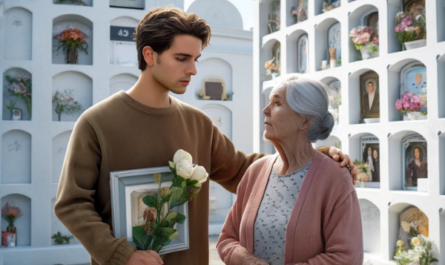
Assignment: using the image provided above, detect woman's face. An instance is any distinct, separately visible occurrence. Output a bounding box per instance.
[414,148,420,159]
[368,147,372,156]
[373,150,378,159]
[262,85,309,143]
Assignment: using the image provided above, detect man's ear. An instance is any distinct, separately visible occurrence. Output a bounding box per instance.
[142,46,155,67]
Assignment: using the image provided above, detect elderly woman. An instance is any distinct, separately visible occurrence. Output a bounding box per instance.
[217,77,363,265]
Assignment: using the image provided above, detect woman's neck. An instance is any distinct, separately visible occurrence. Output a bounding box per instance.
[273,136,315,175]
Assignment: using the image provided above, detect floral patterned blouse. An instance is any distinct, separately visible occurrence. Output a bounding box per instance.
[253,162,311,265]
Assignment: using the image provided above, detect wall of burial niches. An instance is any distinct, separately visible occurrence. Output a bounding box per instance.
[254,0,445,263]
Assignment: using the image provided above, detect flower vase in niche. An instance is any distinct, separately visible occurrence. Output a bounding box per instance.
[396,63,427,120]
[329,48,336,69]
[1,203,22,247]
[4,74,32,120]
[395,1,426,50]
[54,28,89,64]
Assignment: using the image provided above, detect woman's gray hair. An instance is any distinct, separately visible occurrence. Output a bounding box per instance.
[279,76,334,143]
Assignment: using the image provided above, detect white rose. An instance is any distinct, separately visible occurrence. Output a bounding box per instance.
[176,159,194,179]
[173,149,193,165]
[190,166,209,186]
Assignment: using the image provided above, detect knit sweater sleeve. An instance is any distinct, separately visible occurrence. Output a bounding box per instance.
[54,115,135,265]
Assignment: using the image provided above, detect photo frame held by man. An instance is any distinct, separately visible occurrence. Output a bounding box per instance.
[402,134,427,190]
[360,71,380,121]
[202,77,227,100]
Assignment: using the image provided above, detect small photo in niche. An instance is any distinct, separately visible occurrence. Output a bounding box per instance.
[402,134,427,190]
[360,71,380,123]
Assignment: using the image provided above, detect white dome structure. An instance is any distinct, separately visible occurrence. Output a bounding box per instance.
[187,0,243,30]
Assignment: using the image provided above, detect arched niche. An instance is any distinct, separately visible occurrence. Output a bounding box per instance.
[2,68,32,121]
[261,40,280,81]
[315,18,341,72]
[439,54,445,118]
[52,131,72,183]
[1,130,31,184]
[1,194,31,246]
[4,7,32,60]
[110,74,137,95]
[348,5,379,62]
[52,15,93,65]
[187,0,243,30]
[51,197,78,245]
[52,71,92,122]
[201,104,232,140]
[287,29,309,74]
[53,0,93,6]
[359,199,381,255]
[195,58,233,100]
[437,0,445,42]
[110,17,138,66]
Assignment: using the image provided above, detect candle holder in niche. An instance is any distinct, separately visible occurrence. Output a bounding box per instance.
[402,134,427,191]
[360,71,380,123]
[297,35,309,73]
[395,62,427,121]
[394,0,426,51]
[268,0,281,34]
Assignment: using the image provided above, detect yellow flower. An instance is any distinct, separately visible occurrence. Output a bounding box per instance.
[153,173,162,184]
[411,237,420,245]
[396,240,404,247]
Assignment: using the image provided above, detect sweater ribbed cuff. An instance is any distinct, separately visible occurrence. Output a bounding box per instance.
[109,241,135,265]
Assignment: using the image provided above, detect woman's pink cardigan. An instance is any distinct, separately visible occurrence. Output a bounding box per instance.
[217,151,363,265]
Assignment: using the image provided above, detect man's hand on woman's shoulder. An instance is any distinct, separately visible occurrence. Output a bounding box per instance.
[328,146,358,185]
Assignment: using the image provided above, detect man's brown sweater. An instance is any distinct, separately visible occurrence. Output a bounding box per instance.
[54,91,329,265]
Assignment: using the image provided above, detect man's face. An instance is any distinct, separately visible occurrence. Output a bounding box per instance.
[151,34,202,94]
[367,83,374,94]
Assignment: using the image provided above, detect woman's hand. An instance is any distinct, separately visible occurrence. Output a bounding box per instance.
[328,147,358,185]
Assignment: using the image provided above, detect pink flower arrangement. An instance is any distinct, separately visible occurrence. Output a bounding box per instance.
[349,26,379,57]
[394,7,426,45]
[395,92,427,114]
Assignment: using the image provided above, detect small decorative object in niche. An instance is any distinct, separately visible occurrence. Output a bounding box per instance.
[297,0,308,23]
[1,203,22,247]
[360,71,380,123]
[54,28,89,64]
[265,42,281,78]
[402,134,427,190]
[4,74,32,120]
[359,136,380,188]
[55,0,87,5]
[327,81,341,124]
[268,0,280,34]
[396,63,427,121]
[322,0,341,13]
[354,160,371,188]
[197,78,227,100]
[111,149,208,254]
[53,89,83,121]
[350,26,379,60]
[297,35,308,74]
[328,22,341,68]
[52,232,73,245]
[395,1,426,50]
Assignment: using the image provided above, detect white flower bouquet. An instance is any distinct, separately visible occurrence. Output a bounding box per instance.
[131,149,208,253]
[394,235,438,265]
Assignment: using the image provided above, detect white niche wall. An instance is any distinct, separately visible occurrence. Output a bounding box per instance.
[286,29,309,74]
[52,71,92,122]
[1,194,31,246]
[52,131,72,183]
[313,134,341,149]
[437,0,445,43]
[110,74,138,96]
[438,54,445,119]
[4,7,32,61]
[194,58,233,100]
[51,198,79,245]
[1,130,31,184]
[2,68,32,121]
[110,16,138,66]
[315,18,341,72]
[201,104,232,140]
[359,199,381,256]
[52,15,93,65]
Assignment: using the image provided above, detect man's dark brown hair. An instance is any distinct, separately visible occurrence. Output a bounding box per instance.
[134,6,211,71]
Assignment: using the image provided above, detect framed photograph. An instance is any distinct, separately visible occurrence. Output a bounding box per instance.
[202,77,227,100]
[110,0,144,9]
[327,22,341,64]
[397,206,428,249]
[360,136,380,188]
[360,71,380,121]
[402,134,427,190]
[297,34,308,73]
[110,166,189,255]
[402,0,425,13]
[400,62,427,96]
[327,80,341,124]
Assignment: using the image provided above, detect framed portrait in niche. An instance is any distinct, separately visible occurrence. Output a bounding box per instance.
[327,81,341,124]
[361,11,379,34]
[202,77,227,100]
[397,206,428,249]
[110,167,189,255]
[360,71,380,121]
[402,0,425,13]
[327,22,341,65]
[400,63,427,96]
[402,134,427,190]
[360,136,380,188]
[297,35,308,73]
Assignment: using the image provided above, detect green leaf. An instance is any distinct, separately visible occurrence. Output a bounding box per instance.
[143,195,158,208]
[175,213,186,224]
[187,180,198,186]
[158,236,172,246]
[181,181,186,188]
[169,187,184,209]
[132,226,147,246]
[169,161,176,172]
[160,227,178,240]
[142,234,153,250]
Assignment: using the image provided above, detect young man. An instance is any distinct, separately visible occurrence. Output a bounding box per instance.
[54,7,356,265]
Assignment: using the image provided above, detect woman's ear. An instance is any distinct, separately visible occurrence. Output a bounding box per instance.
[299,116,314,131]
[143,46,155,67]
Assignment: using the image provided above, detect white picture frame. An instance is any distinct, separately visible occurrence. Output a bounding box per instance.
[359,136,380,188]
[110,166,189,255]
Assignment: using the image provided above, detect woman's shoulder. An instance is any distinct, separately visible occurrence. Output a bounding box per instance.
[314,152,355,191]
